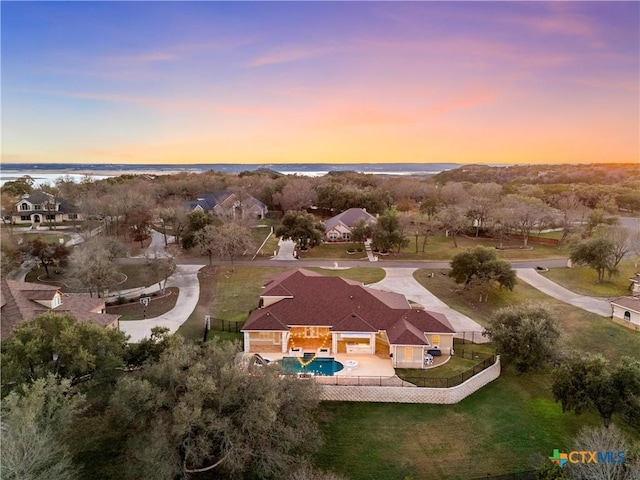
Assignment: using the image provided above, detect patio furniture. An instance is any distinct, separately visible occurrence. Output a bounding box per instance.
[427,349,442,356]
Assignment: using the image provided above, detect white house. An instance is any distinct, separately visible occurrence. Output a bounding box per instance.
[610,296,640,327]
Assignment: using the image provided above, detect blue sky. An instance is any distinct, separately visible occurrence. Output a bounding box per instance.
[2,1,638,165]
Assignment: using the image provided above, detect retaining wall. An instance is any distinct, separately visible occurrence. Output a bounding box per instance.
[319,357,501,404]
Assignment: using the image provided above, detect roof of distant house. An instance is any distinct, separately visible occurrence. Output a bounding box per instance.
[324,208,377,231]
[243,269,455,345]
[185,190,267,211]
[0,280,120,338]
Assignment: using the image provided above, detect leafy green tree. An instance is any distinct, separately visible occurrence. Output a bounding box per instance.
[106,340,322,479]
[350,218,373,243]
[21,237,70,278]
[276,210,324,248]
[449,246,516,301]
[1,312,128,386]
[483,303,559,373]
[570,237,616,283]
[1,375,84,480]
[552,354,640,429]
[182,210,217,250]
[1,175,35,197]
[535,461,568,480]
[371,209,409,253]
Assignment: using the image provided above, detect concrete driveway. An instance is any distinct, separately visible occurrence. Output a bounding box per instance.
[272,238,297,261]
[119,264,205,342]
[515,269,612,317]
[368,268,489,343]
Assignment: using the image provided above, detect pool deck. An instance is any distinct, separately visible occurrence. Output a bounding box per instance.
[257,352,396,377]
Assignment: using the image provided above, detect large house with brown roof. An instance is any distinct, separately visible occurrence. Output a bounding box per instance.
[241,269,455,369]
[1,280,120,339]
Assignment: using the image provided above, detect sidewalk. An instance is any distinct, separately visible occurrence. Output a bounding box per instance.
[119,264,205,342]
[515,269,612,317]
[369,268,489,343]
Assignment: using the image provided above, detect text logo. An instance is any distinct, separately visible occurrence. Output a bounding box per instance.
[550,449,626,467]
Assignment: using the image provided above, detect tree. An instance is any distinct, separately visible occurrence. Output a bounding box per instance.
[272,178,317,212]
[570,237,616,283]
[21,237,70,278]
[449,247,516,301]
[106,340,322,479]
[587,208,619,234]
[123,208,153,247]
[467,183,502,237]
[350,219,373,243]
[1,312,129,386]
[504,194,551,247]
[144,251,176,293]
[483,304,559,373]
[1,375,84,480]
[564,425,639,480]
[67,244,120,297]
[0,230,22,278]
[1,175,35,197]
[276,210,324,248]
[437,205,468,248]
[371,209,409,253]
[552,354,640,429]
[182,209,217,250]
[197,224,218,265]
[209,222,254,270]
[592,224,629,274]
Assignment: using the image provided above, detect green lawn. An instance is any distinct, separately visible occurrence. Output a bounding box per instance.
[251,220,280,259]
[298,242,370,260]
[177,265,290,341]
[312,266,640,479]
[19,233,72,244]
[306,267,386,285]
[106,287,179,320]
[542,260,637,297]
[315,372,600,480]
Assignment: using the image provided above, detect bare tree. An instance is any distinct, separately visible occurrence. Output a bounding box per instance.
[272,178,318,212]
[68,243,120,297]
[504,194,550,247]
[437,205,468,248]
[592,224,629,274]
[468,183,502,237]
[144,251,176,294]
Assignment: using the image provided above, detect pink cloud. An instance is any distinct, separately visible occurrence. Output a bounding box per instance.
[247,45,339,67]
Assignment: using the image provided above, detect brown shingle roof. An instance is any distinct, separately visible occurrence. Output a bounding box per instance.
[242,269,455,346]
[611,296,640,313]
[1,280,120,338]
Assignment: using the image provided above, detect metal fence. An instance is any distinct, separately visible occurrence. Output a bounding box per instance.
[313,355,497,388]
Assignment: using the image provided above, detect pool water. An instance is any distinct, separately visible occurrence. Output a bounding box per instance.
[280,354,344,376]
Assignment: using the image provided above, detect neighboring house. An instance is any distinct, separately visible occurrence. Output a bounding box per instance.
[324,208,377,242]
[241,269,455,369]
[184,191,268,219]
[630,273,640,295]
[0,280,121,339]
[610,296,640,327]
[8,191,82,225]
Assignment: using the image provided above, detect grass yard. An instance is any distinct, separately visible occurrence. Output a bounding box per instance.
[542,260,638,298]
[251,220,280,259]
[18,232,72,244]
[177,265,290,341]
[413,268,640,362]
[306,266,386,285]
[106,287,179,320]
[297,242,370,261]
[315,372,600,480]
[316,269,640,480]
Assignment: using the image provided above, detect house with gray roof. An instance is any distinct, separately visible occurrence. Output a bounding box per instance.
[242,269,455,369]
[9,191,82,225]
[184,190,267,219]
[324,208,376,242]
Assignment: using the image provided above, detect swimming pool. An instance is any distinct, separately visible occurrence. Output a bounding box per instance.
[280,354,344,376]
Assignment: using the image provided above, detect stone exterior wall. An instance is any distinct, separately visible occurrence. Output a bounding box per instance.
[319,357,501,404]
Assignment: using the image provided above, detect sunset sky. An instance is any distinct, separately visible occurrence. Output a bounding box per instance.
[2,1,638,165]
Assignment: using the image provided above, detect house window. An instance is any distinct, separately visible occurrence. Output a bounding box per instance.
[68,214,78,220]
[20,215,30,221]
[342,232,351,240]
[46,214,56,220]
[52,295,61,308]
[432,335,440,348]
[258,332,272,340]
[20,203,29,211]
[624,311,631,322]
[34,204,41,210]
[405,347,414,362]
[328,232,338,240]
